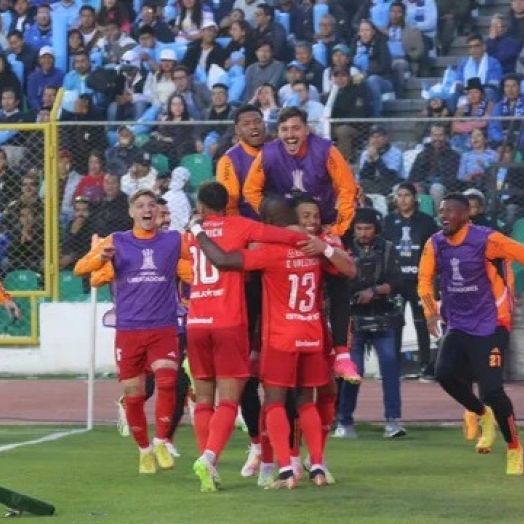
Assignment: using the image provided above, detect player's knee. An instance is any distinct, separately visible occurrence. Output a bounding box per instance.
[123,383,143,397]
[155,368,177,391]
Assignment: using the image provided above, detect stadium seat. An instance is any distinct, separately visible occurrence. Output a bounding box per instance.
[96,285,113,303]
[366,193,388,217]
[418,194,435,217]
[152,153,170,175]
[134,133,150,148]
[181,153,214,194]
[4,270,41,291]
[511,219,524,290]
[59,271,87,302]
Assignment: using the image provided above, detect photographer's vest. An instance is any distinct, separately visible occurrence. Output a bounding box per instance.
[348,239,392,296]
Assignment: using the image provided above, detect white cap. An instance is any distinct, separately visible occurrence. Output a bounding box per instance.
[39,45,54,57]
[121,49,140,68]
[171,166,191,184]
[159,48,177,61]
[201,20,218,30]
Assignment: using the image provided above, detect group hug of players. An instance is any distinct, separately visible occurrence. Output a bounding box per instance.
[71,104,524,492]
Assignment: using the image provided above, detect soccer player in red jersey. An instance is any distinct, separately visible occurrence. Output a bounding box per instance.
[190,195,355,489]
[75,190,190,474]
[186,182,311,492]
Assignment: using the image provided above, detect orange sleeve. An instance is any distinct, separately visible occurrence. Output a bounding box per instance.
[417,238,439,319]
[216,154,241,216]
[176,259,192,284]
[74,236,114,276]
[0,280,12,305]
[242,151,265,213]
[325,145,358,236]
[90,263,115,288]
[486,232,524,267]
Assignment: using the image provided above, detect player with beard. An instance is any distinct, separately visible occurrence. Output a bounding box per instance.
[418,193,524,475]
[216,104,268,478]
[75,190,190,474]
[243,106,360,385]
[189,195,355,489]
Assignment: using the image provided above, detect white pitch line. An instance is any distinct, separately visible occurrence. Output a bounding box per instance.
[0,428,89,453]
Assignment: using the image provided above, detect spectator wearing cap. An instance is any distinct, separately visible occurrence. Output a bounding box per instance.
[244,41,284,101]
[275,0,310,41]
[313,13,345,56]
[26,46,65,110]
[278,60,320,105]
[24,4,52,51]
[51,0,81,29]
[142,92,201,168]
[452,34,503,112]
[383,2,425,96]
[105,126,140,178]
[171,64,211,120]
[173,0,215,44]
[253,3,288,62]
[486,14,520,75]
[7,30,38,90]
[348,20,394,117]
[359,125,404,195]
[488,74,524,152]
[88,173,133,237]
[97,18,136,66]
[162,166,192,232]
[107,49,149,122]
[74,150,107,205]
[451,77,494,153]
[134,25,164,74]
[63,50,93,96]
[329,65,372,162]
[182,20,228,74]
[293,41,324,93]
[77,6,103,52]
[133,2,173,43]
[143,48,178,110]
[52,150,83,226]
[120,151,158,196]
[322,43,352,95]
[224,19,258,69]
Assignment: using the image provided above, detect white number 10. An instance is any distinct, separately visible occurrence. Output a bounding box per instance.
[288,272,316,313]
[189,246,220,285]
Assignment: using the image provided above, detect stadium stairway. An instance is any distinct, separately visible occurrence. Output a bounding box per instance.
[383,0,511,145]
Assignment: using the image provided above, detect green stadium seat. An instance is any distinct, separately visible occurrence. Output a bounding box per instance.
[59,271,87,302]
[418,194,435,217]
[515,270,524,295]
[152,153,170,175]
[96,285,113,303]
[181,153,214,194]
[4,270,41,291]
[511,218,524,288]
[134,133,150,148]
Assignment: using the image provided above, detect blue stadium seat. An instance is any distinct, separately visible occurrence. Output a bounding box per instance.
[216,37,232,49]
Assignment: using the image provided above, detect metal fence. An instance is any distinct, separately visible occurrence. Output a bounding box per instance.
[0,110,523,343]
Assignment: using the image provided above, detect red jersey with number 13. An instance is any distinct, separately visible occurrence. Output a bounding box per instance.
[242,244,323,353]
[187,215,306,329]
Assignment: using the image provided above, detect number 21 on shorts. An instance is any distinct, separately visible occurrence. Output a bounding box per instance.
[489,348,502,368]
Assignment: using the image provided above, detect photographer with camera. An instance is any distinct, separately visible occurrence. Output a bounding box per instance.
[334,207,406,439]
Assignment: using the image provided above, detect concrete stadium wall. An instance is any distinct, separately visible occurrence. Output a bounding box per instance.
[0,303,419,375]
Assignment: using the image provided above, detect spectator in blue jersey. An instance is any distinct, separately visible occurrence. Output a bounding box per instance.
[63,51,93,96]
[24,4,52,51]
[26,46,65,110]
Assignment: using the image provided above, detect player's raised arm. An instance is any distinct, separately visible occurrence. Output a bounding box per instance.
[486,231,524,266]
[299,235,357,278]
[74,235,115,276]
[325,145,358,236]
[242,150,266,213]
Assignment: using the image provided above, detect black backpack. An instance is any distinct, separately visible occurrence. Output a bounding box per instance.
[86,68,120,99]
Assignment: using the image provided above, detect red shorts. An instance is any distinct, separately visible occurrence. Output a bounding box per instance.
[114,326,179,381]
[260,348,329,388]
[186,325,249,380]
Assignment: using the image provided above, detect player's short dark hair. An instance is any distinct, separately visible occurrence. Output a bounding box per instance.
[277,106,308,126]
[442,192,470,208]
[260,195,295,226]
[233,104,263,124]
[156,196,167,205]
[129,189,157,205]
[7,29,24,40]
[197,181,228,212]
[138,25,155,37]
[466,34,484,45]
[290,192,318,209]
[79,5,95,14]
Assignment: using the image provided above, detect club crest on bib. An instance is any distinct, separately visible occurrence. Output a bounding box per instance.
[140,249,157,271]
[450,257,464,283]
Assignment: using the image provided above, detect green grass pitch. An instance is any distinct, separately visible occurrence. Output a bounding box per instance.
[0,425,523,523]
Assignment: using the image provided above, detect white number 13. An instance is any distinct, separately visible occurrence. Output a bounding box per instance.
[288,272,316,313]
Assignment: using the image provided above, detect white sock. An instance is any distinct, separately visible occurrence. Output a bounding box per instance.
[153,437,166,446]
[202,450,216,464]
[311,463,324,472]
[251,443,262,454]
[139,445,152,454]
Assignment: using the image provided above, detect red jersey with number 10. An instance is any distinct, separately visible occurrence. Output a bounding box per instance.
[187,215,306,329]
[242,244,324,353]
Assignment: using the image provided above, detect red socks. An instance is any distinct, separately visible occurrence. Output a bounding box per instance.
[298,402,323,466]
[316,393,336,453]
[259,409,274,463]
[125,394,149,448]
[194,403,214,453]
[265,403,291,468]
[507,415,521,450]
[205,400,238,457]
[154,368,177,440]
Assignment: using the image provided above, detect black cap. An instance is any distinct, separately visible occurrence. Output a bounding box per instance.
[369,125,388,136]
[465,77,484,92]
[133,151,151,165]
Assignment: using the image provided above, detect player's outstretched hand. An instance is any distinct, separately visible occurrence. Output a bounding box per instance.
[426,314,443,338]
[100,245,116,262]
[4,300,20,320]
[298,236,326,256]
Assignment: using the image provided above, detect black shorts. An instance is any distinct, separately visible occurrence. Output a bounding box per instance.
[435,328,507,394]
